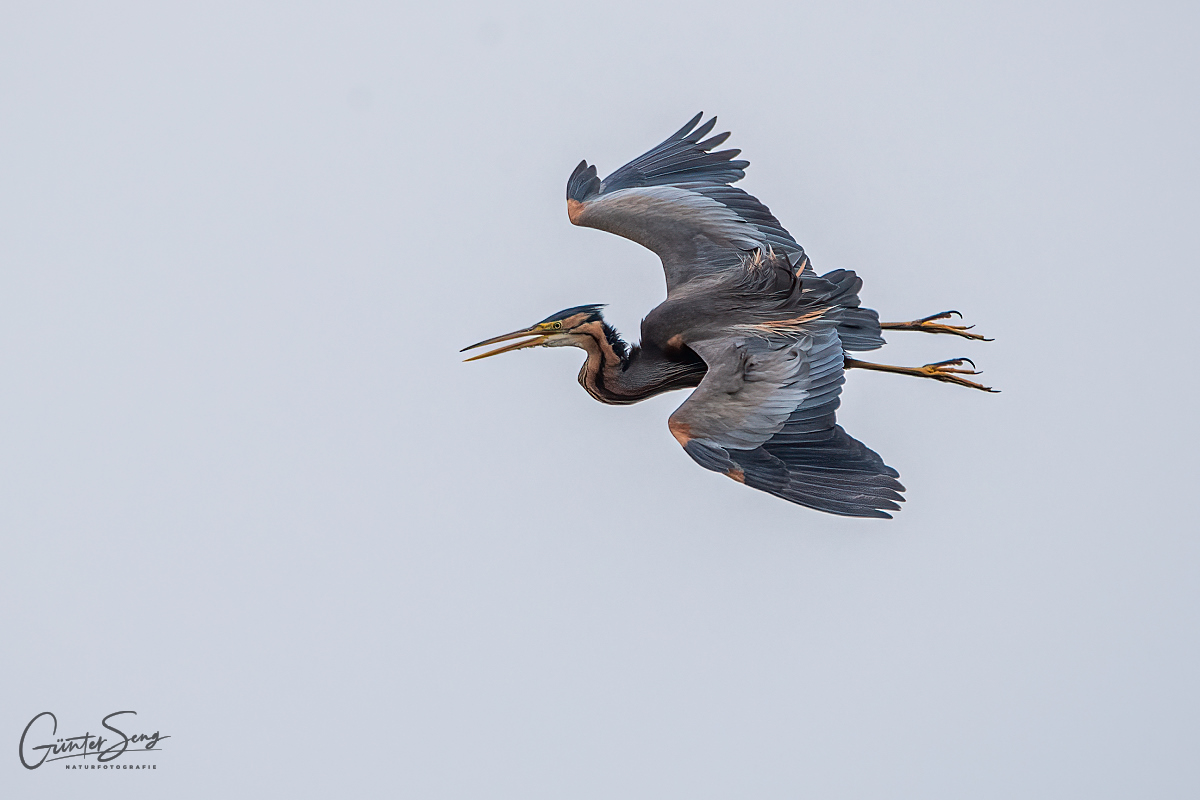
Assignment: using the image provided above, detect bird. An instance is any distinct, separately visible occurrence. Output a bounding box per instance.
[462,113,994,518]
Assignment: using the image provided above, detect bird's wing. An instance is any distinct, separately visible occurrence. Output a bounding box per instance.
[668,327,905,518]
[566,113,806,295]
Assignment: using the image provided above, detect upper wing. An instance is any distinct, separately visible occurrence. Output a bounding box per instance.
[566,113,806,295]
[668,327,904,518]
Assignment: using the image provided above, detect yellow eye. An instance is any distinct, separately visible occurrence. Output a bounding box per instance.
[552,321,562,329]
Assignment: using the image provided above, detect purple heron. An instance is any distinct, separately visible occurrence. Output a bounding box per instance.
[463,114,993,518]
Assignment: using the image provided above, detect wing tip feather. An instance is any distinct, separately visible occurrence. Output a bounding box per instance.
[566,160,600,203]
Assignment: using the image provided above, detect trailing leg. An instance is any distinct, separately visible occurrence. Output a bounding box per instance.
[844,357,997,392]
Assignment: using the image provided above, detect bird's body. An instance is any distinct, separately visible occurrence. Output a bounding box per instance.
[566,253,871,402]
[464,114,993,518]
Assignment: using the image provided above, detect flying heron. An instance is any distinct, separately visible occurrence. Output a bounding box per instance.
[463,114,994,518]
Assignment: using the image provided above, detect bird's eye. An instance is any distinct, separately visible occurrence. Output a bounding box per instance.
[552,322,562,329]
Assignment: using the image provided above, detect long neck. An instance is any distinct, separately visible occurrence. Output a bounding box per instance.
[574,321,705,405]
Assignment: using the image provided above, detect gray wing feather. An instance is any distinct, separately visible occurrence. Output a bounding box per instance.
[670,327,904,518]
[567,114,805,293]
[676,333,835,450]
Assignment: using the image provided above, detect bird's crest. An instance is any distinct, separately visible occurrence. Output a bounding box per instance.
[538,304,606,325]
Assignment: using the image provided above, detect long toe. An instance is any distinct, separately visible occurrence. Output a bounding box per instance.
[950,375,998,392]
[923,322,992,341]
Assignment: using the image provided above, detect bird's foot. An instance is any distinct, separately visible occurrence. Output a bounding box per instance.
[844,356,999,393]
[916,358,998,392]
[881,310,993,341]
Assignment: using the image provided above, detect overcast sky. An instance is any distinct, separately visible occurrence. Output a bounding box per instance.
[2,1,1198,797]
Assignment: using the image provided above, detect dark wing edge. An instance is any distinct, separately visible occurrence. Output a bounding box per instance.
[670,328,903,518]
[567,113,748,200]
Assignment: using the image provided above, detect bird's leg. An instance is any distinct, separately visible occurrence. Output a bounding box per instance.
[844,357,998,392]
[880,310,992,341]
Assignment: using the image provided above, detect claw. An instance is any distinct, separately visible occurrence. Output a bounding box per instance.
[927,356,976,370]
[917,310,962,323]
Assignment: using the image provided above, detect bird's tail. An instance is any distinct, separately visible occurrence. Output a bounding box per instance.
[798,268,885,352]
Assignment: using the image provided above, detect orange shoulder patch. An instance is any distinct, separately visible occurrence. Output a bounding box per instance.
[668,418,692,446]
[726,467,746,484]
[566,198,585,224]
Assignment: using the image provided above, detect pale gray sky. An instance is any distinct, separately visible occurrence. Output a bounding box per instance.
[3,1,1198,797]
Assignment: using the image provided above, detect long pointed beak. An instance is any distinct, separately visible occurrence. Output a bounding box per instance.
[460,327,550,362]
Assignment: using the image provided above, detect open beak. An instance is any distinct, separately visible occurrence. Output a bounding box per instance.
[460,326,550,362]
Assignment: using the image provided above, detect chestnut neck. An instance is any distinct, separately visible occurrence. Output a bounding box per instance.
[572,321,704,405]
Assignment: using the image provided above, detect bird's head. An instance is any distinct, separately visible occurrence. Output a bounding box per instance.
[461,304,615,362]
